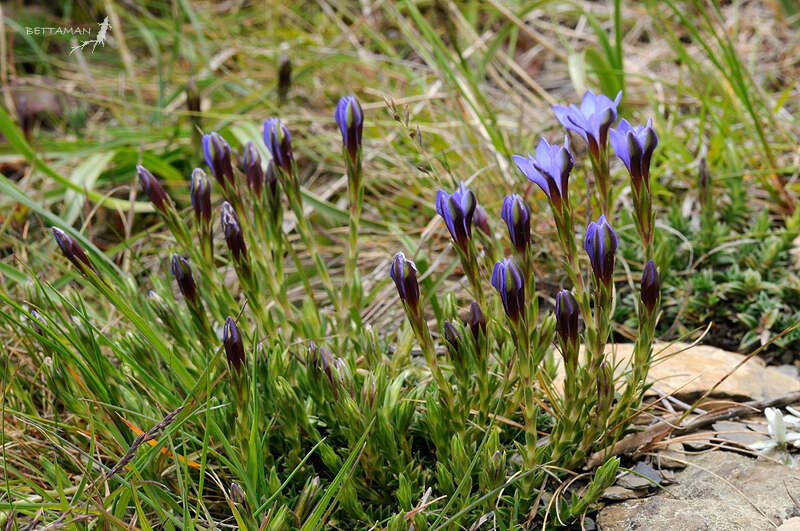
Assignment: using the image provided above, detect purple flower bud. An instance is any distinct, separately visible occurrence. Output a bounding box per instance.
[435,182,477,252]
[190,168,212,224]
[609,118,658,193]
[390,252,420,310]
[263,118,294,173]
[467,301,487,342]
[307,341,335,388]
[278,54,292,104]
[501,194,531,253]
[52,227,93,273]
[220,202,247,263]
[230,482,245,504]
[640,260,660,313]
[553,90,622,156]
[170,254,198,304]
[513,136,574,211]
[443,320,460,349]
[30,309,44,336]
[332,356,354,398]
[223,316,245,373]
[491,258,525,322]
[473,205,491,237]
[555,289,579,350]
[584,215,618,287]
[137,165,170,213]
[241,142,264,197]
[335,96,364,163]
[202,132,234,187]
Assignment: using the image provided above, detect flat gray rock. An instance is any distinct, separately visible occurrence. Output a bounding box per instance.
[598,451,800,530]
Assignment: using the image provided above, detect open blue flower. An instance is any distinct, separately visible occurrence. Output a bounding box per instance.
[513,136,574,210]
[553,90,622,155]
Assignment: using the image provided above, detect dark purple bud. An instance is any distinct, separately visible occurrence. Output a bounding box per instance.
[307,342,335,389]
[501,194,530,253]
[435,182,476,252]
[513,136,574,211]
[202,131,234,187]
[334,95,364,163]
[223,316,245,373]
[609,118,659,192]
[262,118,294,173]
[241,142,264,197]
[443,320,460,349]
[584,215,618,288]
[490,258,525,322]
[553,90,622,156]
[640,260,660,313]
[467,301,486,342]
[186,77,200,114]
[230,482,245,504]
[190,168,212,224]
[30,309,44,336]
[473,205,491,237]
[220,202,247,263]
[137,165,170,213]
[52,227,93,273]
[277,54,292,104]
[390,252,420,310]
[555,289,579,350]
[170,254,197,304]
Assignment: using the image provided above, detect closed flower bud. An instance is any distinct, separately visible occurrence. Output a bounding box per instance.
[390,252,420,311]
[170,254,198,304]
[223,316,245,373]
[190,168,212,224]
[473,205,491,237]
[443,320,459,348]
[52,227,93,273]
[584,215,618,288]
[264,160,282,226]
[263,118,294,173]
[137,164,170,213]
[334,95,364,163]
[640,260,660,313]
[202,131,234,187]
[467,301,487,342]
[501,194,531,253]
[491,258,525,322]
[30,308,44,336]
[435,182,477,252]
[186,77,201,114]
[220,202,247,262]
[230,482,245,504]
[555,289,579,351]
[241,142,264,197]
[277,54,292,104]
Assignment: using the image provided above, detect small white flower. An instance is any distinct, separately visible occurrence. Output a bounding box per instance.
[750,407,800,452]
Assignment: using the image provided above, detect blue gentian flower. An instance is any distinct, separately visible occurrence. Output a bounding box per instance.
[435,182,477,252]
[241,142,264,197]
[137,165,170,213]
[190,168,211,224]
[334,96,364,163]
[52,227,93,273]
[170,254,198,304]
[202,131,234,186]
[553,90,622,155]
[555,289,579,349]
[501,194,531,253]
[640,259,660,313]
[584,215,618,287]
[220,202,247,263]
[263,118,294,173]
[390,252,420,310]
[223,316,245,373]
[513,136,574,210]
[609,118,658,192]
[491,258,525,322]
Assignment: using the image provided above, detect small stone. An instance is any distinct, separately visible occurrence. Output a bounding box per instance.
[617,461,662,490]
[655,442,687,469]
[602,485,644,501]
[775,365,800,380]
[713,420,769,446]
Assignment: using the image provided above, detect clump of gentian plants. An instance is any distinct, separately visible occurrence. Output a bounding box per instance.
[20,88,660,528]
